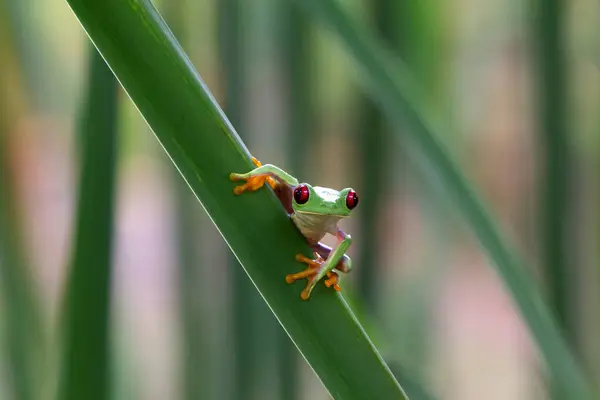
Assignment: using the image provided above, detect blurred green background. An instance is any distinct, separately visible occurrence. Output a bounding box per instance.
[0,0,599,399]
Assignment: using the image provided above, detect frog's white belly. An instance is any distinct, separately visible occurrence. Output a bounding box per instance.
[291,212,341,242]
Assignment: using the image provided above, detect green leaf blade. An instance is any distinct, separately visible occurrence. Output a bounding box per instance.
[64,0,407,398]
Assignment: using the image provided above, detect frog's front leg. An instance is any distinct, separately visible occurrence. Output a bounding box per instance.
[287,229,352,300]
[311,242,352,273]
[310,242,353,291]
[230,158,298,194]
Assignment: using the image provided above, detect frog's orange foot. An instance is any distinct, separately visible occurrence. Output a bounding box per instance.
[230,157,276,194]
[286,254,321,283]
[286,253,339,300]
[230,175,268,194]
[250,158,276,189]
[324,271,341,292]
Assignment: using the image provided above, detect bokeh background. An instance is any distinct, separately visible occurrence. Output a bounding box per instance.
[1,0,599,399]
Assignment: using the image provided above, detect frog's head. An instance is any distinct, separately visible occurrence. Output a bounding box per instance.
[291,183,359,217]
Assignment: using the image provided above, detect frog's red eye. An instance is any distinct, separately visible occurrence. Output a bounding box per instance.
[294,185,310,204]
[346,190,359,210]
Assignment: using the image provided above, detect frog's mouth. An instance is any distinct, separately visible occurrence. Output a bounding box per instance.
[294,210,349,218]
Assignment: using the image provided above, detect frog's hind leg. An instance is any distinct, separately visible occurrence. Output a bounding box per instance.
[285,254,327,299]
[285,255,320,282]
[310,243,350,291]
[287,253,340,299]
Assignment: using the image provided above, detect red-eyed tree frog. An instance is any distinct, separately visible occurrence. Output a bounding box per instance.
[230,157,359,300]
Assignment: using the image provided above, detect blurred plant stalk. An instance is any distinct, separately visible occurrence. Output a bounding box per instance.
[536,0,583,396]
[356,0,397,315]
[536,0,574,347]
[0,3,45,399]
[58,47,119,400]
[160,0,212,398]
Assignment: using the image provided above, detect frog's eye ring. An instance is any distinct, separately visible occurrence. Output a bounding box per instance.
[294,184,310,204]
[346,190,359,210]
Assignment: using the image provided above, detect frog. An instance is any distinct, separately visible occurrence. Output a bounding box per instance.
[230,157,359,300]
